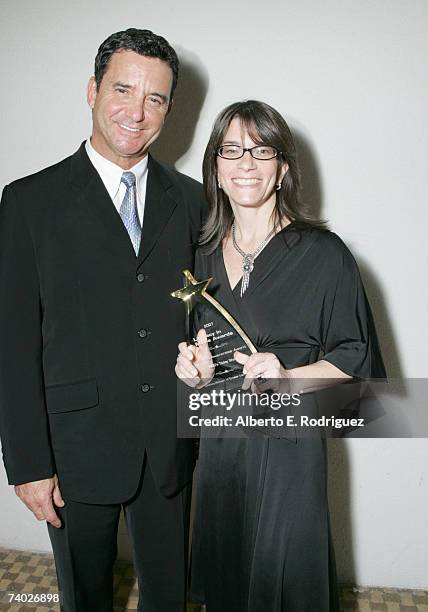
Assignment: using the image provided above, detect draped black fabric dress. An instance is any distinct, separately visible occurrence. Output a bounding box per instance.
[190,223,386,612]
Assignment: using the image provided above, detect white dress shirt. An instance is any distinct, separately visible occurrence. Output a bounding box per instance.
[85,139,149,226]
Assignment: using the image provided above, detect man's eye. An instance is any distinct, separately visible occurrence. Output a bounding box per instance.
[116,88,128,94]
[146,97,163,106]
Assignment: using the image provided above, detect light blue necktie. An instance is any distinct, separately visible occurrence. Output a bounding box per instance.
[120,172,141,255]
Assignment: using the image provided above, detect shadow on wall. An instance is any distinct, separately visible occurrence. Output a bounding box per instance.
[151,50,209,167]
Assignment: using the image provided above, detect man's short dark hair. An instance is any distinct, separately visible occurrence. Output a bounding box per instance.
[94,28,179,99]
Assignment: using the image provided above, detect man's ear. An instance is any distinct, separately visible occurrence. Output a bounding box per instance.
[87,76,97,109]
[166,98,174,116]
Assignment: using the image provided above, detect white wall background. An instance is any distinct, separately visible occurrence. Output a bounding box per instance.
[0,0,427,589]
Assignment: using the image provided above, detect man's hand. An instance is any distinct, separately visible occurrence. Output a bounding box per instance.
[15,474,65,528]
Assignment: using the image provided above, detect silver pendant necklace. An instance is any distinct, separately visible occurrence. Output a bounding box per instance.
[232,222,275,297]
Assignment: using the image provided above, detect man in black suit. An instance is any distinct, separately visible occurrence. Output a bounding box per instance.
[0,28,205,611]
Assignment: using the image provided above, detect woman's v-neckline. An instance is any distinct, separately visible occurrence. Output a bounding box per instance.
[220,222,295,295]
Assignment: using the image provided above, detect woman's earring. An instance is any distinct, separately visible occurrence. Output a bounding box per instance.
[218,179,222,189]
[276,182,282,191]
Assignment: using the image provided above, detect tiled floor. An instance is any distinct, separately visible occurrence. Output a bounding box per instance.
[0,548,426,611]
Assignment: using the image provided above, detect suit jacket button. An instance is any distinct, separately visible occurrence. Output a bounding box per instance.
[137,273,146,283]
[141,384,150,393]
[138,329,148,338]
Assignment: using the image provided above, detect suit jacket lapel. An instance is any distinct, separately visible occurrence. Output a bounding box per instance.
[137,155,177,266]
[69,144,178,265]
[69,142,137,262]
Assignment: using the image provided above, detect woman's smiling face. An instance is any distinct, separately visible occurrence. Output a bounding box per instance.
[216,117,287,211]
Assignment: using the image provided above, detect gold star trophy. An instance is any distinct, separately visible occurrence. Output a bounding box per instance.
[171,270,257,384]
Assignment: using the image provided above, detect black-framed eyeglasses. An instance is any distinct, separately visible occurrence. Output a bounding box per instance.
[217,144,281,160]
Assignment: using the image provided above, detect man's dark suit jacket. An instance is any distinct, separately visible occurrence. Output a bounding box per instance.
[0,143,205,504]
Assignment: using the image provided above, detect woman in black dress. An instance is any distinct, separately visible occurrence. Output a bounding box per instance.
[176,100,385,612]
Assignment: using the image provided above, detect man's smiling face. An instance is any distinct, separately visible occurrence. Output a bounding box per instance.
[87,49,173,169]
